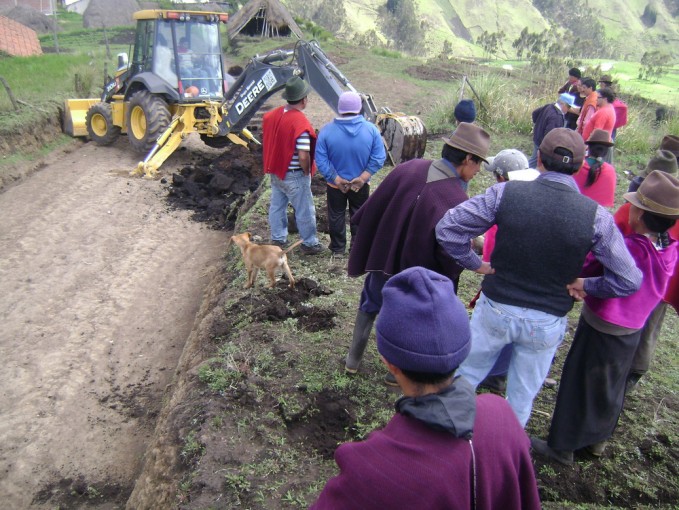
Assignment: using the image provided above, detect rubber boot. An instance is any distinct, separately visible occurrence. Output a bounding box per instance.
[625,372,643,395]
[345,310,377,374]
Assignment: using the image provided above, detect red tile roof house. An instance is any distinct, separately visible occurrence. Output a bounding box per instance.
[0,15,42,56]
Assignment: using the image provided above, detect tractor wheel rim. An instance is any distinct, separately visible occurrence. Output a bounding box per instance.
[130,106,147,140]
[91,113,107,137]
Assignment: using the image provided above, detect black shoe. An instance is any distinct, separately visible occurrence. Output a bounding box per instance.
[478,374,507,395]
[270,240,286,248]
[300,244,324,255]
[530,437,574,466]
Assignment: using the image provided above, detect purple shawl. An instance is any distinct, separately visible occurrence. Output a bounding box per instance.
[347,158,468,283]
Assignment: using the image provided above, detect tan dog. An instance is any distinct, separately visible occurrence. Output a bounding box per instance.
[229,233,303,289]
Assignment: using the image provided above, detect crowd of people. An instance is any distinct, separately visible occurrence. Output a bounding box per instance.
[260,76,679,508]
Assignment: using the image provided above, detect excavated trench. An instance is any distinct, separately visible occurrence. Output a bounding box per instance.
[123,144,345,509]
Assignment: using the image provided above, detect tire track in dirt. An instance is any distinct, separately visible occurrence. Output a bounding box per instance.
[0,137,228,508]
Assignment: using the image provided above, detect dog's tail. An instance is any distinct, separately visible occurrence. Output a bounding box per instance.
[283,240,304,254]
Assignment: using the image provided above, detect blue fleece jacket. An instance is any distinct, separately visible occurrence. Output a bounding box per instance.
[315,115,386,184]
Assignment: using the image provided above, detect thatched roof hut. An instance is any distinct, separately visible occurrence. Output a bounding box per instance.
[227,0,303,39]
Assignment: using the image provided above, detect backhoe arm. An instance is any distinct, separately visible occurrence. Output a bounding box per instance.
[217,40,378,138]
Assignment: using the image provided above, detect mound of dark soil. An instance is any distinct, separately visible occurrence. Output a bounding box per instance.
[166,145,263,230]
[228,277,334,331]
[166,143,330,234]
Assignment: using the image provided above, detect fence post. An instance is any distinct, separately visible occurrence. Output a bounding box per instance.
[0,76,20,111]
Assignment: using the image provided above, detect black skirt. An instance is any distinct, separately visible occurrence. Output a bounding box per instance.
[548,315,641,451]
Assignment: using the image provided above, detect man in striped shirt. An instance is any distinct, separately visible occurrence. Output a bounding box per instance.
[262,76,323,254]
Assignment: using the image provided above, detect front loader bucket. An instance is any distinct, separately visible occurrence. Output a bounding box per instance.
[377,114,427,166]
[62,98,99,137]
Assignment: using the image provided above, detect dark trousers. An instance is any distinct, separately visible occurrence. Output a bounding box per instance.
[548,316,641,451]
[326,184,369,254]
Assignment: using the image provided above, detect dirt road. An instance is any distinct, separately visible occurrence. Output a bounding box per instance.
[0,137,227,508]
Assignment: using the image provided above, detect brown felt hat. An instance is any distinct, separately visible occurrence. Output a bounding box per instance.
[281,76,310,101]
[539,128,585,167]
[599,74,613,84]
[585,129,614,147]
[660,135,679,159]
[641,150,678,177]
[624,170,679,219]
[442,122,491,163]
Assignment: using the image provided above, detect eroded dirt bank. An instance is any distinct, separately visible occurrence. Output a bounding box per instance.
[0,137,228,508]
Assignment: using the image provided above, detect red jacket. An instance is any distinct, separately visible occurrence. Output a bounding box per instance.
[614,202,679,312]
[262,106,316,179]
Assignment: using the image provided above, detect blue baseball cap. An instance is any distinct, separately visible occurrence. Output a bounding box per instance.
[558,93,576,107]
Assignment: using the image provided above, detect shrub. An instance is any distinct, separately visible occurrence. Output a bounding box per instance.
[370,47,401,59]
[471,73,535,135]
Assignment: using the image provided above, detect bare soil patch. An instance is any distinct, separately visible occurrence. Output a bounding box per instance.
[0,133,228,509]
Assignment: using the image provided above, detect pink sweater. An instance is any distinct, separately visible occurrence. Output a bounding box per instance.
[573,161,616,207]
[584,234,678,329]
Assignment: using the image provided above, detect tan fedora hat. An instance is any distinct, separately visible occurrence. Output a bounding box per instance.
[442,122,491,163]
[641,150,678,177]
[660,135,679,159]
[623,170,679,219]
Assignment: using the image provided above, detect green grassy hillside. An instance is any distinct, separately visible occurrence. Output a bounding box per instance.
[290,0,679,59]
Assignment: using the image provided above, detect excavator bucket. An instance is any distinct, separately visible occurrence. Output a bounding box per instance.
[376,113,427,166]
[62,98,99,137]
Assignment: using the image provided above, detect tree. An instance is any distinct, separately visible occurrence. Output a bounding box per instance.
[380,0,426,55]
[477,30,506,61]
[638,50,672,82]
[530,0,608,57]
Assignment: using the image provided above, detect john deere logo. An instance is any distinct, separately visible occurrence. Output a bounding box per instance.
[235,70,277,116]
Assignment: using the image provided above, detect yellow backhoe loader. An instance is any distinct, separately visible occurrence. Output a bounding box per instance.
[63,9,427,178]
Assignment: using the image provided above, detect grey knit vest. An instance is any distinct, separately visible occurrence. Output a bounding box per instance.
[482,178,597,316]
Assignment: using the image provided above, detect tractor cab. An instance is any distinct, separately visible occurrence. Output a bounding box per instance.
[117,10,229,102]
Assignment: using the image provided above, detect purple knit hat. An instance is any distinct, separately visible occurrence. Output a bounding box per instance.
[376,267,471,373]
[337,91,362,115]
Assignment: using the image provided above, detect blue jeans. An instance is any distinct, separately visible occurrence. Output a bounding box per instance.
[269,171,319,247]
[528,143,539,169]
[457,293,567,427]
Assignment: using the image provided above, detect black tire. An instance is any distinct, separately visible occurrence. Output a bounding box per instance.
[86,102,121,146]
[126,90,171,154]
[200,133,231,148]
